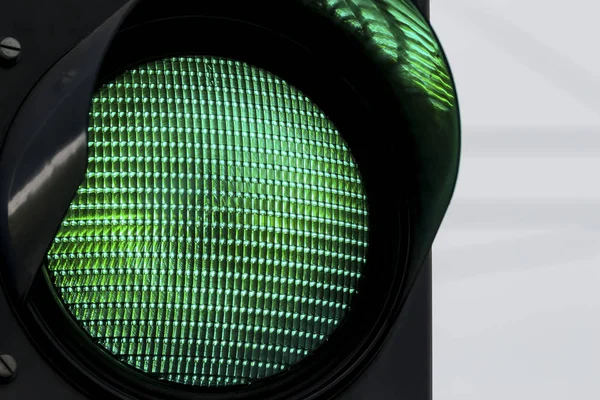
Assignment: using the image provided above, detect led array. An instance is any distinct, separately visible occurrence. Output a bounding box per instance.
[46,56,369,386]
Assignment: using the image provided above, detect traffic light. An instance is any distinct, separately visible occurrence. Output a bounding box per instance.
[0,0,460,399]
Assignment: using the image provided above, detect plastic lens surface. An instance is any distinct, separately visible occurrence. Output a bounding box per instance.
[46,57,369,386]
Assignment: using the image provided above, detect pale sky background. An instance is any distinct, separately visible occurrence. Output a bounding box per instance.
[431,1,600,399]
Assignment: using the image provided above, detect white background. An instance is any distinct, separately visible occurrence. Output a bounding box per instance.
[431,1,600,398]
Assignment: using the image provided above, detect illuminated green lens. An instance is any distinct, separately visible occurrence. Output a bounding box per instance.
[46,56,368,386]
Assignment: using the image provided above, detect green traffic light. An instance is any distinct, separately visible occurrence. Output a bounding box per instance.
[46,56,369,386]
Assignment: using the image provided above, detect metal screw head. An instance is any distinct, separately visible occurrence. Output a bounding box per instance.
[0,37,21,66]
[0,354,17,384]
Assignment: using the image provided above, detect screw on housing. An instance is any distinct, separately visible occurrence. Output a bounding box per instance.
[0,37,21,66]
[0,354,17,384]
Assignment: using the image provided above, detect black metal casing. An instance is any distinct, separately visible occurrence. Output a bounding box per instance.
[0,1,458,399]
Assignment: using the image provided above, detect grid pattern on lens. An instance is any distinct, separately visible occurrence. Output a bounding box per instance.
[313,0,455,111]
[45,56,369,387]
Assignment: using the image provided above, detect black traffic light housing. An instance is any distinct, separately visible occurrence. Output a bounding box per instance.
[0,0,459,399]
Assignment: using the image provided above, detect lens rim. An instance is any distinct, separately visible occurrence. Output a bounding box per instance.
[24,8,413,400]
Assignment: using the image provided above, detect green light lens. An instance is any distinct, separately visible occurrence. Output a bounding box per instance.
[46,56,368,386]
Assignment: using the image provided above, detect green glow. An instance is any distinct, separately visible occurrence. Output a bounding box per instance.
[316,0,456,111]
[45,56,368,386]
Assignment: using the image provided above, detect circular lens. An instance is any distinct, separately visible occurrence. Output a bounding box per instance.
[45,56,369,387]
